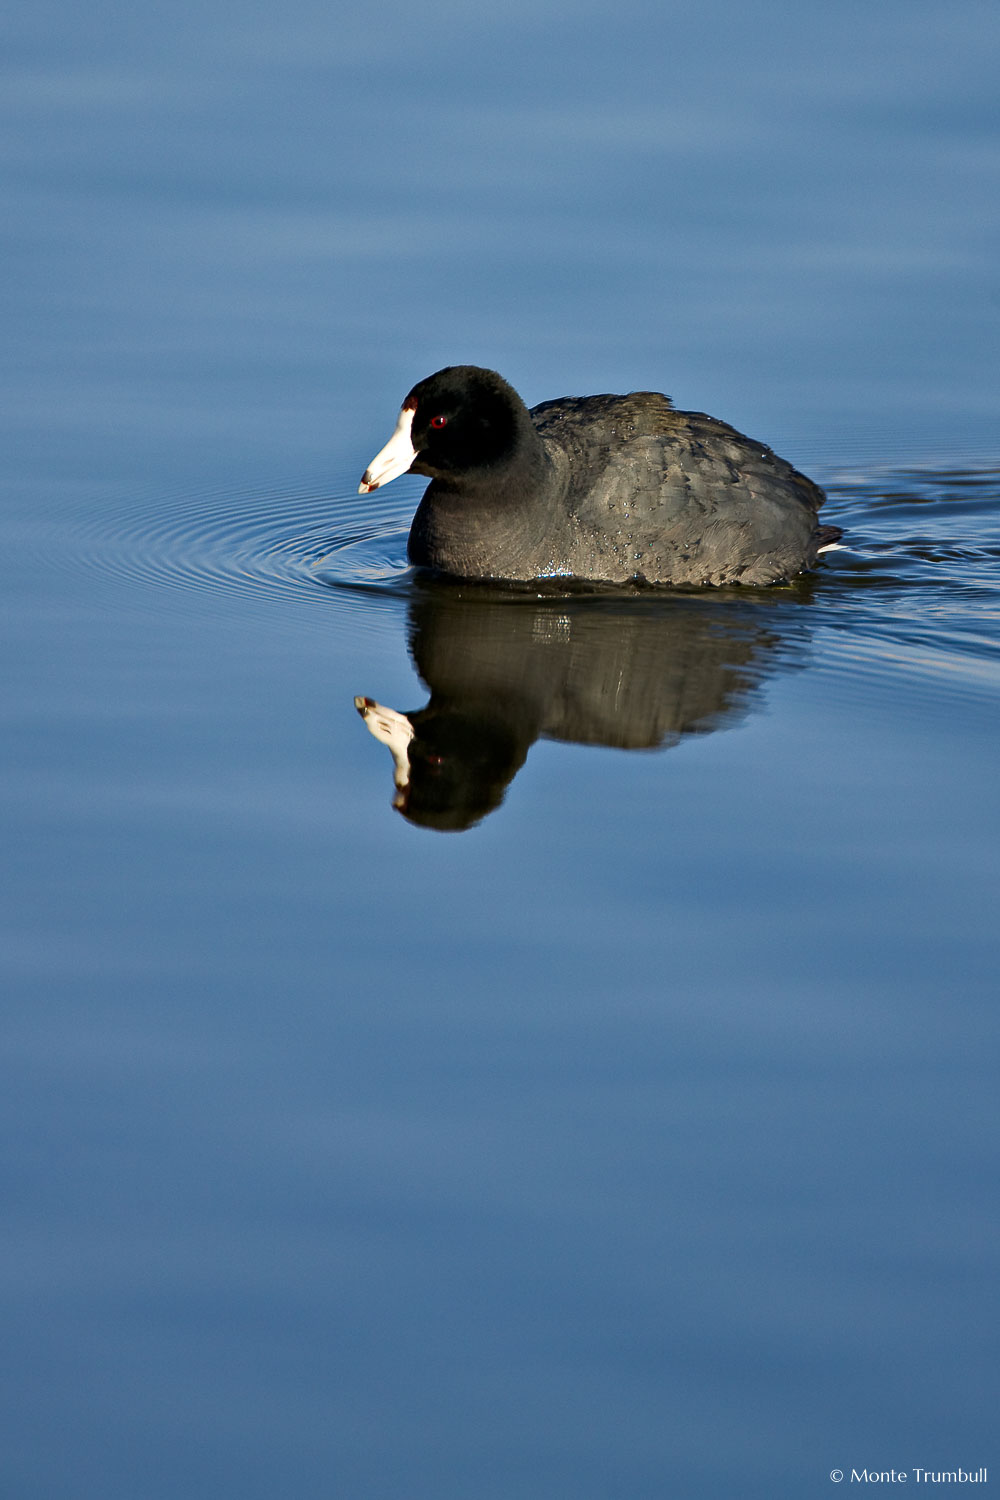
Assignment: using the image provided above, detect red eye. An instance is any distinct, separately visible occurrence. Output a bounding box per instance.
[430,415,447,429]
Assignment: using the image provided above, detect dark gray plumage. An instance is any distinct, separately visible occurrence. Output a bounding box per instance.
[359,366,836,586]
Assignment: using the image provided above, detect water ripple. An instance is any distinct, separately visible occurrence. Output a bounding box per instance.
[42,476,422,623]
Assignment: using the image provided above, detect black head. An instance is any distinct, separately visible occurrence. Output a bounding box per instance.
[404,366,527,481]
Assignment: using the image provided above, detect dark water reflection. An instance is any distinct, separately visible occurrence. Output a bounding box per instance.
[356,586,812,829]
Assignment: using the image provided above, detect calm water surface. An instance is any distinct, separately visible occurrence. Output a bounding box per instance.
[2,1,998,1496]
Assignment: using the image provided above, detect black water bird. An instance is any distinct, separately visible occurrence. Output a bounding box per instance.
[359,365,839,586]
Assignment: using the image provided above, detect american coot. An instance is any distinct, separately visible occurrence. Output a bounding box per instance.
[359,365,839,586]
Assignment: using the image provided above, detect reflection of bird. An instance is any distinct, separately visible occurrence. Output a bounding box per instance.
[355,587,811,831]
[360,366,840,586]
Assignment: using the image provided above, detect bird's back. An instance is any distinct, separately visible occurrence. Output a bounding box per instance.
[530,393,826,586]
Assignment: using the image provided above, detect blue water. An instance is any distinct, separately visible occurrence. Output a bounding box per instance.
[2,2,998,1496]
